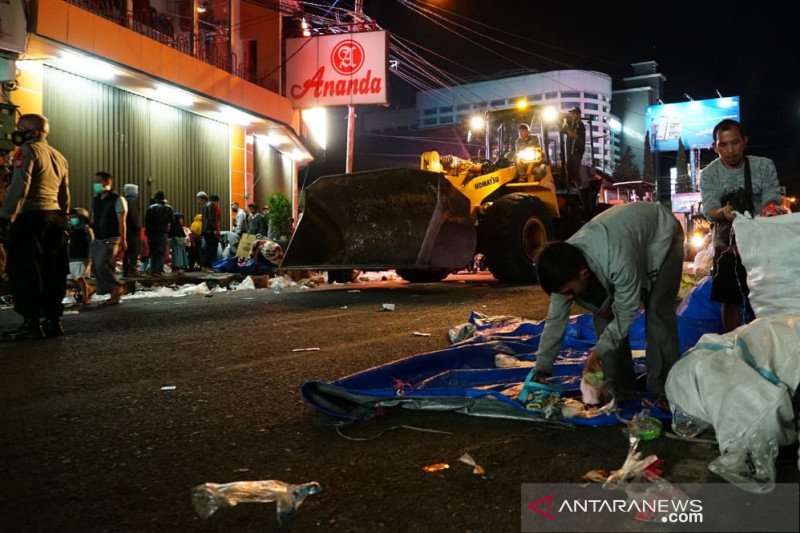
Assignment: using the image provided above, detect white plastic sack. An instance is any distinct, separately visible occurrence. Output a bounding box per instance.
[733,212,800,317]
[665,314,800,493]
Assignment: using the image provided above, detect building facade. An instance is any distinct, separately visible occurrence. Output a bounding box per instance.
[1,0,313,226]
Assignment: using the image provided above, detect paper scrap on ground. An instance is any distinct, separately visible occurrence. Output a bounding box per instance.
[412,331,431,337]
[458,453,485,475]
[381,303,396,311]
[292,347,320,352]
[161,386,177,391]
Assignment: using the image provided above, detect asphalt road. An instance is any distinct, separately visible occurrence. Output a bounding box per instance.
[1,274,798,532]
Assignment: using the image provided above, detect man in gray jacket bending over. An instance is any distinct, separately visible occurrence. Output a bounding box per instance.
[532,202,684,406]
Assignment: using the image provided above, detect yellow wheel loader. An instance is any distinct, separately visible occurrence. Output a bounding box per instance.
[281,111,595,283]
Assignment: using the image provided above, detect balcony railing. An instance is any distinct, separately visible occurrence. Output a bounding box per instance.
[59,0,270,89]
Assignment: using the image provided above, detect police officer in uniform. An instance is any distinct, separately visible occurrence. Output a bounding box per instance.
[0,114,70,340]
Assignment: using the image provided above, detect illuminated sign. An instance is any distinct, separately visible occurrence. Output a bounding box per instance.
[645,97,740,152]
[285,31,388,107]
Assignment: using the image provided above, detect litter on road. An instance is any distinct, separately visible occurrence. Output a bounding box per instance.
[292,347,320,352]
[412,331,431,337]
[160,386,176,391]
[421,463,449,473]
[381,303,396,311]
[191,480,322,525]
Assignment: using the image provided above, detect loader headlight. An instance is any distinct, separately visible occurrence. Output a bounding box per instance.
[690,231,706,249]
[517,147,542,164]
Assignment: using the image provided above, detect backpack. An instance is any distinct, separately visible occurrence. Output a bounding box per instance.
[190,213,203,236]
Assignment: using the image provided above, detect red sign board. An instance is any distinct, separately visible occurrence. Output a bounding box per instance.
[285,31,388,107]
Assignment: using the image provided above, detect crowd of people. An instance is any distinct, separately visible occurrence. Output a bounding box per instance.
[0,113,277,340]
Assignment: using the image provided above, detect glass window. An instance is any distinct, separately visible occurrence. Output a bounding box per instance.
[440,116,453,124]
[424,109,437,116]
[439,106,453,113]
[456,104,470,111]
[529,94,543,101]
[561,91,581,98]
[584,103,599,110]
[491,99,506,106]
[545,92,558,99]
[423,118,437,126]
[584,92,599,100]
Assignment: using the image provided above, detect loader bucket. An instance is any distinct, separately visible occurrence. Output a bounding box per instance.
[281,168,476,270]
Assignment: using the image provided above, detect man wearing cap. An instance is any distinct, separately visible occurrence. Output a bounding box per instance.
[0,113,70,340]
[561,106,586,186]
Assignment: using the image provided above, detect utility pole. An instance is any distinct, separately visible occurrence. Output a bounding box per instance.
[345,0,363,174]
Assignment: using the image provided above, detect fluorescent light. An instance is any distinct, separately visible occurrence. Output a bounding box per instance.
[55,52,117,80]
[301,107,327,150]
[16,60,43,74]
[290,149,308,162]
[608,118,622,133]
[148,84,195,106]
[219,106,251,126]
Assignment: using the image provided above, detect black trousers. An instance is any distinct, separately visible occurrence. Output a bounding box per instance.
[123,231,140,276]
[6,210,69,321]
[201,231,218,267]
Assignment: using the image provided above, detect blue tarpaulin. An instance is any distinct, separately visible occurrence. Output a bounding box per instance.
[302,280,720,427]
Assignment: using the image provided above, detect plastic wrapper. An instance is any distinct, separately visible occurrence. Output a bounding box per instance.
[604,437,660,486]
[708,434,779,494]
[670,405,711,439]
[191,480,322,525]
[627,409,662,441]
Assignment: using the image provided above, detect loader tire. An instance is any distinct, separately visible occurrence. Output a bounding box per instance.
[396,268,451,283]
[479,193,554,284]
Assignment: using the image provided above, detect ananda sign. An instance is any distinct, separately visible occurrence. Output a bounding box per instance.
[285,31,388,107]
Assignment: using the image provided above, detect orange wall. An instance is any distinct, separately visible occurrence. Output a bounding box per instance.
[34,0,295,126]
[230,125,246,208]
[13,68,44,116]
[240,1,281,93]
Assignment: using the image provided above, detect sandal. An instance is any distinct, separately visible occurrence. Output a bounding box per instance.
[519,370,562,413]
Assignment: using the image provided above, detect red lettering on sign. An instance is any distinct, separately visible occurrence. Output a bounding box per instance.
[290,66,383,101]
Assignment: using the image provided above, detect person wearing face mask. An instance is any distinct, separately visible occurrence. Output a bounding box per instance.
[67,207,94,304]
[0,113,70,340]
[90,171,127,306]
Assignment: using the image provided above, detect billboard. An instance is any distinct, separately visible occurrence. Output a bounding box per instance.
[285,31,388,108]
[645,97,740,152]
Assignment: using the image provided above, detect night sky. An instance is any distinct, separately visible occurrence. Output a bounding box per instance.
[324,1,799,191]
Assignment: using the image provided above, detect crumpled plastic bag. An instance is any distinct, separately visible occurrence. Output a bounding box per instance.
[191,480,322,525]
[233,276,256,291]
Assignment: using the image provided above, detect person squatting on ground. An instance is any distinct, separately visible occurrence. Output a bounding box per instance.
[532,202,685,408]
[699,119,781,333]
[68,208,94,305]
[122,183,141,277]
[0,113,70,340]
[90,171,127,306]
[144,190,173,276]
